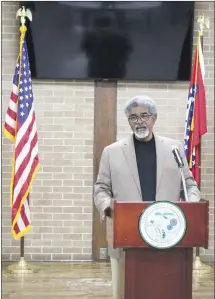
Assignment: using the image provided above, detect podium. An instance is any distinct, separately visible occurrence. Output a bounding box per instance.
[107,200,209,299]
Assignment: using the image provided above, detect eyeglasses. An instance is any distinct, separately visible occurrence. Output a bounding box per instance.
[128,114,152,123]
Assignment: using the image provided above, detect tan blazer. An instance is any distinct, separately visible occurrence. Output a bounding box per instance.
[94,134,200,258]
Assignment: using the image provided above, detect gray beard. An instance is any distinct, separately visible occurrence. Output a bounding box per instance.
[134,128,149,140]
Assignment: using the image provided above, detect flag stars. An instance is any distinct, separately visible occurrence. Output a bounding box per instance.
[14,40,34,123]
[193,86,198,94]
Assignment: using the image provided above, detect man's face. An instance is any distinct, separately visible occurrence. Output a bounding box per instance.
[128,106,157,141]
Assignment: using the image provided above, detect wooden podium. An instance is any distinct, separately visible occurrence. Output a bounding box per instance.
[107,200,209,299]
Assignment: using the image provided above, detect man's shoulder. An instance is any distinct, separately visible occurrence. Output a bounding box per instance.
[156,135,182,147]
[104,136,130,152]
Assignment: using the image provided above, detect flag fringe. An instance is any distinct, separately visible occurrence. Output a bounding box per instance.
[12,224,32,240]
[3,127,16,143]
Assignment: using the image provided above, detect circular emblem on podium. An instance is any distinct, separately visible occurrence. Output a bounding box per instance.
[138,201,187,249]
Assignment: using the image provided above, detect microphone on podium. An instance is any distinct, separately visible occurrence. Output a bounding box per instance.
[172,147,189,202]
[172,148,184,168]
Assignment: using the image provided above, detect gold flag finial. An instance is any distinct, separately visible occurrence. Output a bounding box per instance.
[16,6,32,26]
[197,14,210,36]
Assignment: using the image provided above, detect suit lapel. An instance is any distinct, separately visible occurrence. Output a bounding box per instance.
[154,134,166,195]
[122,135,142,197]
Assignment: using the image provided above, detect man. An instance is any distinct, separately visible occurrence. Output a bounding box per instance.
[93,95,200,299]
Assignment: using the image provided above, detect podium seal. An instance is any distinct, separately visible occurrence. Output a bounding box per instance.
[138,201,187,249]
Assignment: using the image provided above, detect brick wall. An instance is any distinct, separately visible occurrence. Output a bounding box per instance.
[2,1,214,262]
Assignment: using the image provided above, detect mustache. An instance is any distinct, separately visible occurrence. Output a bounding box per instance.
[135,125,147,130]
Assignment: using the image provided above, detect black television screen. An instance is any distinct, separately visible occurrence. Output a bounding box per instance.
[21,1,195,81]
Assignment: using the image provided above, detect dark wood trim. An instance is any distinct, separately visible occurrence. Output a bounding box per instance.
[92,80,117,261]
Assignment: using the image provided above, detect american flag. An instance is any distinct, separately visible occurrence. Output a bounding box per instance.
[4,36,39,239]
[184,35,207,186]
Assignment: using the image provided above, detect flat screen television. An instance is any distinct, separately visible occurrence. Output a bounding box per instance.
[21,1,195,81]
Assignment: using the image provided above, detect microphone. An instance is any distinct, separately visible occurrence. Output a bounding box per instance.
[172,147,188,202]
[172,148,184,168]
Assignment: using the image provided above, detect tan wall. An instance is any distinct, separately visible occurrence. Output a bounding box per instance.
[2,1,214,261]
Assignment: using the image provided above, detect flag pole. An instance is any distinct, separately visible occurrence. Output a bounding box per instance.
[7,7,39,275]
[21,236,24,258]
[192,14,213,276]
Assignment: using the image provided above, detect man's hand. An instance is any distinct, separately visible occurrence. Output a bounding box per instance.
[100,213,106,222]
[100,207,112,222]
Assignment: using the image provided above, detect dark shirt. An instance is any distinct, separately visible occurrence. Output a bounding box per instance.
[133,134,157,201]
